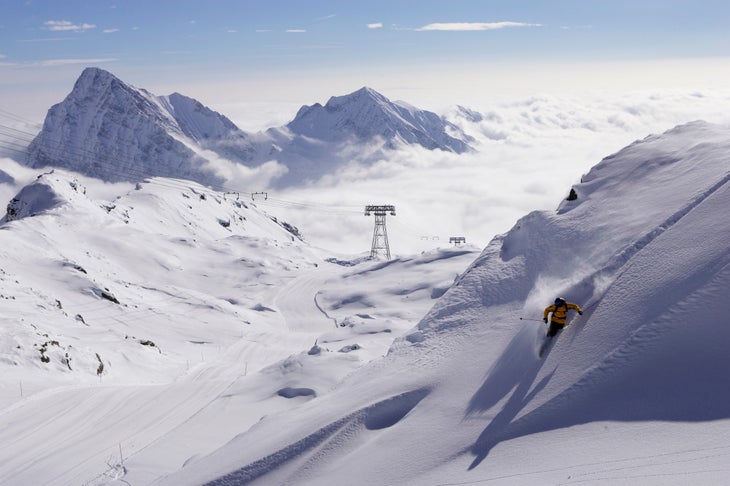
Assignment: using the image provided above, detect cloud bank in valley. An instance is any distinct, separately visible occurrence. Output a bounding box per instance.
[249,88,730,255]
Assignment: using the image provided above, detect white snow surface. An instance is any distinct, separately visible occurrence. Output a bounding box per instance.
[0,168,478,485]
[1,120,729,485]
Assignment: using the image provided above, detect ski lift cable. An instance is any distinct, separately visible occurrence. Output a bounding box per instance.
[388,216,445,240]
[0,139,33,153]
[0,108,43,129]
[0,126,37,143]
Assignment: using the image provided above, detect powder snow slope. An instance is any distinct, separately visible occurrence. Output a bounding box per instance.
[160,120,730,486]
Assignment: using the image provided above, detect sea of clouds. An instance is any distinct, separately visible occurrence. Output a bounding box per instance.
[217,88,730,255]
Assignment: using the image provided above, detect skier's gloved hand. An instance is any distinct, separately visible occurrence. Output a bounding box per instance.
[543,318,548,324]
[578,311,583,315]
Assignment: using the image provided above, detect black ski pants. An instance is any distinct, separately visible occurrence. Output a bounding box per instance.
[547,321,565,338]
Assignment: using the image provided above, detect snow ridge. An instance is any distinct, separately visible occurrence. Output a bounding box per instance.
[205,388,430,485]
[2,171,100,223]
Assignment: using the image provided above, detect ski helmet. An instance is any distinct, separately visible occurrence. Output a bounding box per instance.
[555,297,566,306]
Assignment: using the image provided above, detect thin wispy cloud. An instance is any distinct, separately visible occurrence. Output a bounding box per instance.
[368,22,383,29]
[103,28,120,34]
[416,21,541,31]
[43,20,96,32]
[17,37,71,43]
[0,57,117,67]
[286,29,307,33]
[33,58,117,67]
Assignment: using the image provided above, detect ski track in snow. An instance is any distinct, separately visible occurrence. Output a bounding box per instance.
[273,265,341,333]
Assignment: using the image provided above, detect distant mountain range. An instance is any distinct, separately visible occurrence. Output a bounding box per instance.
[25,68,473,188]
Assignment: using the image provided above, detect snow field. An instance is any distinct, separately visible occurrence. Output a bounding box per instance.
[0,168,478,485]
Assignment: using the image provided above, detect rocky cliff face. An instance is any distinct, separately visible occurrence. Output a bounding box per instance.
[25,68,253,185]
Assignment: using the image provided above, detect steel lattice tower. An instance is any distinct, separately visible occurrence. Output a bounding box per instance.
[365,205,395,260]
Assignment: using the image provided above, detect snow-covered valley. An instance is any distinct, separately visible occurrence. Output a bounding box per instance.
[0,167,479,485]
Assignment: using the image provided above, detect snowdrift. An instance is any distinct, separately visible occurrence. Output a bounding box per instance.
[161,121,730,485]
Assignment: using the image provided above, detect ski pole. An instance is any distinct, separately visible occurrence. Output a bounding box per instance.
[519,317,544,322]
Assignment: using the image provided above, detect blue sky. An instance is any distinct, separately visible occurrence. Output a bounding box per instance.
[2,0,730,122]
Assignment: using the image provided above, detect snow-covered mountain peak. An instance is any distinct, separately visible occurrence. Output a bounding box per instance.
[69,67,169,126]
[74,67,132,93]
[287,86,473,153]
[74,67,122,94]
[325,86,390,110]
[24,68,254,185]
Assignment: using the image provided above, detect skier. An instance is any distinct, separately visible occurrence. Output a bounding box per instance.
[543,297,583,338]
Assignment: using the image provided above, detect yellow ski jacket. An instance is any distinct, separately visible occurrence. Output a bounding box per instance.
[544,302,582,325]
